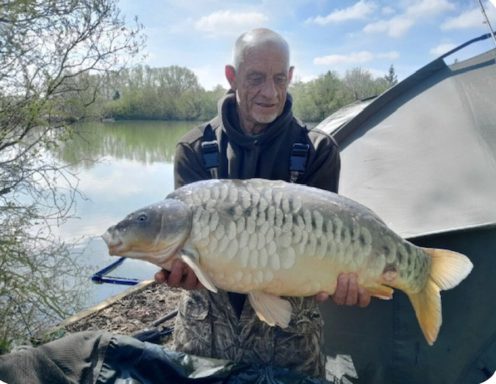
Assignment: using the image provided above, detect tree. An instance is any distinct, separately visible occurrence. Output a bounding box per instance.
[343,68,374,100]
[0,0,144,351]
[102,65,220,120]
[342,67,391,101]
[291,71,352,122]
[198,85,228,121]
[384,64,398,87]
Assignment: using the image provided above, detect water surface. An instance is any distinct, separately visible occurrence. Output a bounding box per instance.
[57,120,198,309]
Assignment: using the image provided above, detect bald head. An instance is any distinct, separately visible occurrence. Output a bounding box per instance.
[233,28,290,71]
[225,28,294,135]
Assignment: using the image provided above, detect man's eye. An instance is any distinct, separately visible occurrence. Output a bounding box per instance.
[275,76,287,85]
[248,76,264,86]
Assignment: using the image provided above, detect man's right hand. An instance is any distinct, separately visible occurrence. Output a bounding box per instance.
[154,259,203,290]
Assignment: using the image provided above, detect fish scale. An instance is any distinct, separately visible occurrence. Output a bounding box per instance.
[103,178,473,345]
[185,182,384,291]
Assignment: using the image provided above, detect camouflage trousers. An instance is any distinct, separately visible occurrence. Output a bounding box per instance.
[173,289,326,378]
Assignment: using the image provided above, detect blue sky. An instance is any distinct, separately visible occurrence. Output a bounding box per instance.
[118,0,496,89]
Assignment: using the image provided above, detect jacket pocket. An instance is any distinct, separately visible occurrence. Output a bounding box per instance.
[173,291,212,356]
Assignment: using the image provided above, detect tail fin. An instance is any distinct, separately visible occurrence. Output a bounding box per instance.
[407,248,473,345]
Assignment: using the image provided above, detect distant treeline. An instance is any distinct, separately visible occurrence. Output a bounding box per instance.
[291,66,397,122]
[68,64,397,123]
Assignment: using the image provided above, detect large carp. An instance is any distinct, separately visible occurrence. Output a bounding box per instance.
[102,179,472,345]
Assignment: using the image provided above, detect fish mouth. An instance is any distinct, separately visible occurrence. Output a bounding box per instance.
[101,231,124,256]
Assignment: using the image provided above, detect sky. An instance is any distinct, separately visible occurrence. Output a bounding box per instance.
[117,0,496,90]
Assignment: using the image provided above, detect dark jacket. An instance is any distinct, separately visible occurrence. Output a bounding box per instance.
[174,93,340,191]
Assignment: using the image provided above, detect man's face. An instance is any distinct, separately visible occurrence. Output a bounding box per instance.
[227,43,293,134]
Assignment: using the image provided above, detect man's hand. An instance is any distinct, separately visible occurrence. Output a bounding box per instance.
[154,259,203,290]
[315,272,371,307]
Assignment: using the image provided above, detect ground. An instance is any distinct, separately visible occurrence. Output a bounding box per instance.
[42,281,182,346]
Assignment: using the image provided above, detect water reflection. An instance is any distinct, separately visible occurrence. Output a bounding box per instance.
[59,120,198,308]
[59,120,194,167]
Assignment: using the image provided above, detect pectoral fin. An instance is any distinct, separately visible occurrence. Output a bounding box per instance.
[179,251,218,293]
[248,292,292,328]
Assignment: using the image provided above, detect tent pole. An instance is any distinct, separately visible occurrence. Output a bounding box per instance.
[477,0,496,49]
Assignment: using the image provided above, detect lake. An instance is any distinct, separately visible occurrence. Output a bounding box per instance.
[56,120,199,310]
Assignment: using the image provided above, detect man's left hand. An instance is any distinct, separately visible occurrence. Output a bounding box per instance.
[315,272,371,307]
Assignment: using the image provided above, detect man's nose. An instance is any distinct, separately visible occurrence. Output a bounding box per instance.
[260,78,277,98]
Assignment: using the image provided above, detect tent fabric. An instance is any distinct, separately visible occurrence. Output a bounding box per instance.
[314,98,373,136]
[0,331,344,384]
[316,47,496,238]
[319,226,496,384]
[315,37,496,383]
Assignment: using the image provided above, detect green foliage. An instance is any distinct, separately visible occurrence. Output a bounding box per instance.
[72,62,394,124]
[343,67,389,101]
[291,67,391,122]
[97,65,225,121]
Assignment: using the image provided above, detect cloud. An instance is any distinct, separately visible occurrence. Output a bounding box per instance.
[314,50,399,65]
[364,0,456,38]
[429,42,457,56]
[195,10,269,35]
[381,6,396,16]
[441,7,490,30]
[405,0,455,18]
[306,1,376,25]
[363,16,414,38]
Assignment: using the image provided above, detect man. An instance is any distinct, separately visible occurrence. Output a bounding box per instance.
[155,28,370,378]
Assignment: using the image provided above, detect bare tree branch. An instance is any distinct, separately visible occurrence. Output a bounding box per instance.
[0,0,144,352]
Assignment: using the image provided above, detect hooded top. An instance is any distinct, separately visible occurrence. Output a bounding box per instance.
[174,92,340,191]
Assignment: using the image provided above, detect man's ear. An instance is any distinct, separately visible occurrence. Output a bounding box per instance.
[225,65,236,89]
[288,66,294,84]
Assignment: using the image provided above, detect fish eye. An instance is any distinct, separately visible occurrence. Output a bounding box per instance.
[136,213,148,222]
